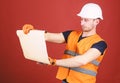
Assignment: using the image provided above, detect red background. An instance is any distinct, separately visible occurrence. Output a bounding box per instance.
[0,0,120,83]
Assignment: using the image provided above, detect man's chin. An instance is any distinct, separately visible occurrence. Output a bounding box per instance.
[83,30,90,32]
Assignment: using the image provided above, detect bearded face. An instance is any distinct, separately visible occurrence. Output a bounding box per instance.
[80,18,99,32]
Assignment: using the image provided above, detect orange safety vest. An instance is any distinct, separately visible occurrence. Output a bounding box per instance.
[56,31,106,83]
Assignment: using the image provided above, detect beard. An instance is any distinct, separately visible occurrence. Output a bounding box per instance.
[82,26,92,32]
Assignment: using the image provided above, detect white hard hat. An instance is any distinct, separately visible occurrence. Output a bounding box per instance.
[77,3,103,20]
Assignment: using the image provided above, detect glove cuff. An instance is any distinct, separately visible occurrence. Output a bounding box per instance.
[51,59,56,66]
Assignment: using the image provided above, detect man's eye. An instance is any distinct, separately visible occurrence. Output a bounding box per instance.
[84,19,89,22]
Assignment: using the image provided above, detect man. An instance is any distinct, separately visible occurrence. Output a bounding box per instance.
[22,3,107,83]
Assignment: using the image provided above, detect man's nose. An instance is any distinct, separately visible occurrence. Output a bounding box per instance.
[81,20,85,25]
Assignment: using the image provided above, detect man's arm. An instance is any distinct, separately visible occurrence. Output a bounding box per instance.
[22,24,65,43]
[45,32,65,43]
[55,48,101,67]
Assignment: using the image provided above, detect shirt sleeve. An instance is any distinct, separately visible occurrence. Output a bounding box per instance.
[62,30,73,43]
[91,41,107,55]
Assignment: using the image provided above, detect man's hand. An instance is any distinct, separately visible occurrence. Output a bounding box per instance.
[36,57,56,66]
[22,24,34,34]
[49,57,56,66]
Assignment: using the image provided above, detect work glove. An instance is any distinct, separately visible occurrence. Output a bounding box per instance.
[37,57,56,66]
[22,24,34,34]
[48,57,56,66]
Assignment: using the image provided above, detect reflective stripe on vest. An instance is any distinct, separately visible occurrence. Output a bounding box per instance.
[91,60,100,66]
[64,50,100,66]
[64,50,79,56]
[70,67,97,76]
[64,50,99,76]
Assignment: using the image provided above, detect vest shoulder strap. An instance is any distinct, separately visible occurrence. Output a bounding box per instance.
[66,31,82,51]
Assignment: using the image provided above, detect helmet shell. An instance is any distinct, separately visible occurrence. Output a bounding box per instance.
[77,3,103,20]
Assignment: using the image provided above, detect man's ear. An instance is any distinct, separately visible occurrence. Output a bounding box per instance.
[95,19,100,25]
